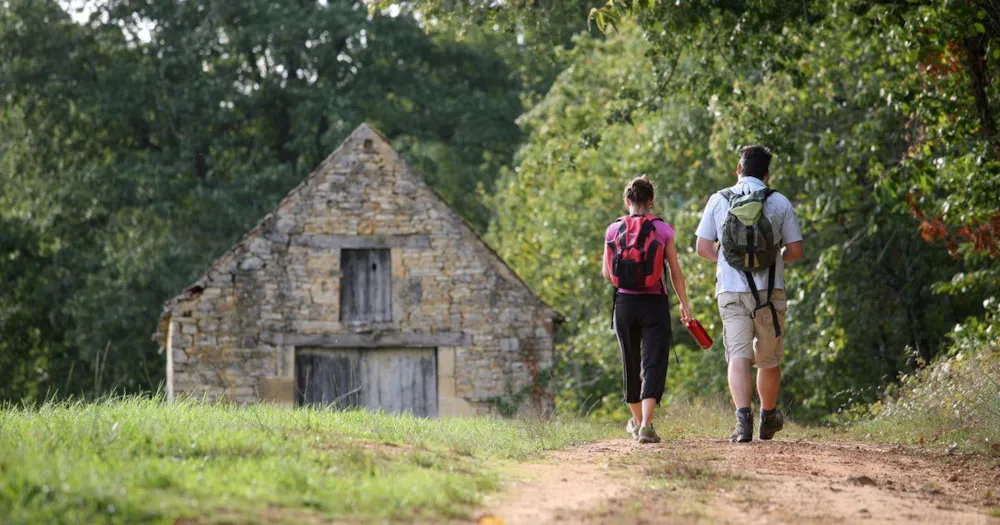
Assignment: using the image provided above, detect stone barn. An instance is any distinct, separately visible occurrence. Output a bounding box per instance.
[154,124,559,417]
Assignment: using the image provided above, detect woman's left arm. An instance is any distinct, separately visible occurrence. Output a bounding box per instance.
[664,238,692,322]
[602,244,612,282]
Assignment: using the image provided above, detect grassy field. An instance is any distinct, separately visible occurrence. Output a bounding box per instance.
[0,395,857,523]
[0,397,618,523]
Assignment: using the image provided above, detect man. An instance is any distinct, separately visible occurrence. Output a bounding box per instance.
[695,145,803,443]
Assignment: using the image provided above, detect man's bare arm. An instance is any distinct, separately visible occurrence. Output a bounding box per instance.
[696,237,719,262]
[782,241,803,264]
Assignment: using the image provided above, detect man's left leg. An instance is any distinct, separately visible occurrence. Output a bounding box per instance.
[756,366,781,411]
[757,366,784,440]
[753,291,787,440]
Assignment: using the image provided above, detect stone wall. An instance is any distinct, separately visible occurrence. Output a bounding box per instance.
[157,124,557,416]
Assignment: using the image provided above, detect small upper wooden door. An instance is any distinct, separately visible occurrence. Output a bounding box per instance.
[295,348,438,417]
[340,249,391,323]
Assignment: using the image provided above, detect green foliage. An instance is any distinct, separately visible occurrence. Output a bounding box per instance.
[0,0,529,401]
[0,397,616,522]
[490,1,996,419]
[488,27,722,416]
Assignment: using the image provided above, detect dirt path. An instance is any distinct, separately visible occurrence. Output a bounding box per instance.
[475,438,1000,524]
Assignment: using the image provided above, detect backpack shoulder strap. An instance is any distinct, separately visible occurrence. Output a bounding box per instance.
[614,219,628,250]
[719,189,737,203]
[635,216,658,250]
[765,262,781,337]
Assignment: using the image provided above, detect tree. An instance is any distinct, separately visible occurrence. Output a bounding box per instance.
[0,0,528,400]
[490,2,991,418]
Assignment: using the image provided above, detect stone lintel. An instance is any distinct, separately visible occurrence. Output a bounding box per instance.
[265,232,431,250]
[259,331,472,348]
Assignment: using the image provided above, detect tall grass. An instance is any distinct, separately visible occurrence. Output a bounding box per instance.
[0,397,616,523]
[847,309,1000,451]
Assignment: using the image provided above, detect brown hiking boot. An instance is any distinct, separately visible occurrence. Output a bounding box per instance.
[729,410,753,443]
[759,410,785,440]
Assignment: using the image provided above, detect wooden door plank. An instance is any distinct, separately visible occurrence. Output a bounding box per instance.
[340,249,391,323]
[369,250,391,322]
[295,349,362,408]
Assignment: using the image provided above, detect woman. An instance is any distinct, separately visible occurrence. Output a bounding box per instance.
[603,175,691,444]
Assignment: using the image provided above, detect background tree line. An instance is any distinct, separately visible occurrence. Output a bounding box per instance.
[0,0,541,399]
[2,0,996,420]
[488,0,999,418]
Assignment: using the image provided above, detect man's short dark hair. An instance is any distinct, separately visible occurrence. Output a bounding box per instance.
[738,145,772,179]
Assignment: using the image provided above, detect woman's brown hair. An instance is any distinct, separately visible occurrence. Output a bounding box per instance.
[623,175,655,205]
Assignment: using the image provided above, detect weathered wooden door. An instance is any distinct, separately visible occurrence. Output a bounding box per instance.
[295,348,438,416]
[340,249,391,323]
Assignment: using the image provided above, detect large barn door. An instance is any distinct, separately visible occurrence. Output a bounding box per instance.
[295,348,437,416]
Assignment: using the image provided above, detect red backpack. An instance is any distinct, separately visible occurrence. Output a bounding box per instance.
[607,215,666,290]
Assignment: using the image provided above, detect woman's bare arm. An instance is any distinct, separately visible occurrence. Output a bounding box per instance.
[602,244,612,282]
[663,239,692,321]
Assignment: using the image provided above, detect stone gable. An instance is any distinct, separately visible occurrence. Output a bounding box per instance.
[156,123,557,416]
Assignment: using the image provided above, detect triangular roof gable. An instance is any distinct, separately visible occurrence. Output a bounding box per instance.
[162,123,561,321]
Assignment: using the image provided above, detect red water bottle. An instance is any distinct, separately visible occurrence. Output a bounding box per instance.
[685,318,714,349]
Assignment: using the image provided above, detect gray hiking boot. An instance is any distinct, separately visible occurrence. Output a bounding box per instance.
[638,425,661,444]
[729,410,753,443]
[759,410,785,440]
[625,418,640,440]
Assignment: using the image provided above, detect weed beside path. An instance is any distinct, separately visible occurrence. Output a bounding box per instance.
[0,397,616,523]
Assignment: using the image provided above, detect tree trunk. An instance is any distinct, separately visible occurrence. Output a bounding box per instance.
[963,35,998,150]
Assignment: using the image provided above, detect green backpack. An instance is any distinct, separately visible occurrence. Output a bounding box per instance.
[719,187,783,336]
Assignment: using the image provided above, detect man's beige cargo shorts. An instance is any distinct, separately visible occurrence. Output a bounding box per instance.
[718,289,787,368]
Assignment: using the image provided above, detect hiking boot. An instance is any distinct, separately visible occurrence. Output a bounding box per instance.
[625,418,640,440]
[759,410,785,440]
[729,410,753,443]
[637,425,661,444]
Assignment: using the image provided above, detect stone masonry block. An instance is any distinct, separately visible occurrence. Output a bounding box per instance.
[499,338,520,353]
[438,347,457,377]
[438,396,477,417]
[310,279,339,305]
[306,254,339,274]
[258,376,295,406]
[391,249,405,278]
